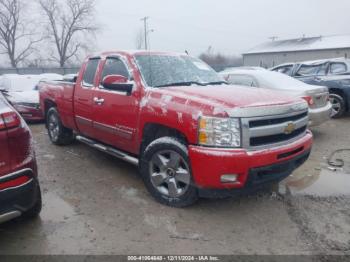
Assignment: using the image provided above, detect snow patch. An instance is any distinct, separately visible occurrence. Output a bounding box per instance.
[161,107,168,115]
[191,147,236,157]
[192,111,202,121]
[177,112,183,123]
[140,97,149,108]
[162,94,173,103]
[213,107,226,115]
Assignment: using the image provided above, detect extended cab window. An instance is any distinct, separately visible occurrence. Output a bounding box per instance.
[330,63,347,74]
[227,74,257,87]
[101,57,129,81]
[83,58,100,87]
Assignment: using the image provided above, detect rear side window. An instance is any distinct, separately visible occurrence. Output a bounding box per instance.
[227,74,258,87]
[273,65,293,75]
[330,63,347,74]
[101,57,129,81]
[82,58,100,87]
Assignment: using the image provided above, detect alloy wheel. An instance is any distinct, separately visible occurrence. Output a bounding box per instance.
[149,150,191,198]
[329,95,342,116]
[48,113,60,141]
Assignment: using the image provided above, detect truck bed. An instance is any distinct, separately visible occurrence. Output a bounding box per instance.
[39,80,77,130]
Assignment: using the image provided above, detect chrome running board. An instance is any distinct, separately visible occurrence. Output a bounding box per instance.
[76,135,139,166]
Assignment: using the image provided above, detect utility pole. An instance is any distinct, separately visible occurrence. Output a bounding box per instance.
[141,16,149,50]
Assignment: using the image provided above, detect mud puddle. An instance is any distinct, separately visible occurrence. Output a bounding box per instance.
[284,168,350,197]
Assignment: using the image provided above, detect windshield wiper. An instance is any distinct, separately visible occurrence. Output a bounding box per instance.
[154,81,206,88]
[201,81,228,86]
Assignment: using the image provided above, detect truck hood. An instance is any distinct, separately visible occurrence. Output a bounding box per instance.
[162,84,301,109]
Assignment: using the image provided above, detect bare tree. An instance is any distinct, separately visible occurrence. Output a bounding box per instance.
[39,0,98,67]
[199,46,243,72]
[0,0,42,68]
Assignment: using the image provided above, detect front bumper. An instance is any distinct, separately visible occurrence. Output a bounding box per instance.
[309,102,332,127]
[0,168,39,223]
[13,105,44,121]
[189,131,313,190]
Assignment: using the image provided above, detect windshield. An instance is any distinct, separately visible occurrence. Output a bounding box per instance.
[134,54,225,87]
[254,71,308,90]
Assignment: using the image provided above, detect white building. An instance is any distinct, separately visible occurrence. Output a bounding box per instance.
[242,35,350,68]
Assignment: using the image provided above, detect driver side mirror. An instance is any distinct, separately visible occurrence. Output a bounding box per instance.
[101,75,134,95]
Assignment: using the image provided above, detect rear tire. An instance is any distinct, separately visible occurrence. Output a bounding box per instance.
[140,137,198,207]
[329,93,345,118]
[47,107,74,145]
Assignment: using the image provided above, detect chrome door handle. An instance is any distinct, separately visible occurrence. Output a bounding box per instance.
[93,97,105,105]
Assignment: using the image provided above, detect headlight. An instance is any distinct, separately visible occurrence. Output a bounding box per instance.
[198,116,241,147]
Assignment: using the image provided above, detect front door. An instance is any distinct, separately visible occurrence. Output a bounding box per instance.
[92,56,139,153]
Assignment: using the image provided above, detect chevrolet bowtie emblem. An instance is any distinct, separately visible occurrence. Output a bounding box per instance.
[284,122,296,135]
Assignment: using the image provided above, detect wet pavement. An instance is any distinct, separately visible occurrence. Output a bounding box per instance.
[0,118,350,255]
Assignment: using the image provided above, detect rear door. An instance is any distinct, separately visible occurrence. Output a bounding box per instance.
[92,56,139,152]
[0,96,11,176]
[74,58,101,138]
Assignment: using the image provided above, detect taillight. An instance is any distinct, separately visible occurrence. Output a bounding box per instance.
[0,111,21,130]
[302,96,314,106]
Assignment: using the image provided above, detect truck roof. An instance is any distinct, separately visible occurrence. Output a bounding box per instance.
[89,50,188,58]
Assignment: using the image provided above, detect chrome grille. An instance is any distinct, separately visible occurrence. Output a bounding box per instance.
[241,109,309,150]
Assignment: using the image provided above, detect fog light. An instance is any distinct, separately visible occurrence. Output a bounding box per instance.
[221,174,238,184]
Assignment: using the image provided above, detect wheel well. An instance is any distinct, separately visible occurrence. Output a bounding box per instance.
[329,88,348,110]
[44,100,57,120]
[140,123,188,154]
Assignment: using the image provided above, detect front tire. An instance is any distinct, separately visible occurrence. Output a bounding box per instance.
[140,137,198,207]
[47,107,74,145]
[329,93,346,118]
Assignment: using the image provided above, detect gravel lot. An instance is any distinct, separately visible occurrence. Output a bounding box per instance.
[0,118,349,255]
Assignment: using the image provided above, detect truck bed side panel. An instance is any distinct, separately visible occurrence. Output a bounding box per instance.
[39,82,78,131]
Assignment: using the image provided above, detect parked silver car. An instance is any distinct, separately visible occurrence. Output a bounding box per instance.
[220,69,332,126]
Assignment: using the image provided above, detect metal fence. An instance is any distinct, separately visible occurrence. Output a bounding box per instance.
[0,67,80,76]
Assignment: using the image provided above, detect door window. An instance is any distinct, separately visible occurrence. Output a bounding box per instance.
[82,58,100,87]
[330,63,347,74]
[295,64,324,77]
[101,57,129,82]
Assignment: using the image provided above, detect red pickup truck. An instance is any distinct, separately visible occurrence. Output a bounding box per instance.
[39,51,313,207]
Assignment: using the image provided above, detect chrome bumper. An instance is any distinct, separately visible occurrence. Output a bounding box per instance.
[309,102,332,127]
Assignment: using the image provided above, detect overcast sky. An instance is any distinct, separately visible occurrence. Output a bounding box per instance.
[95,0,350,56]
